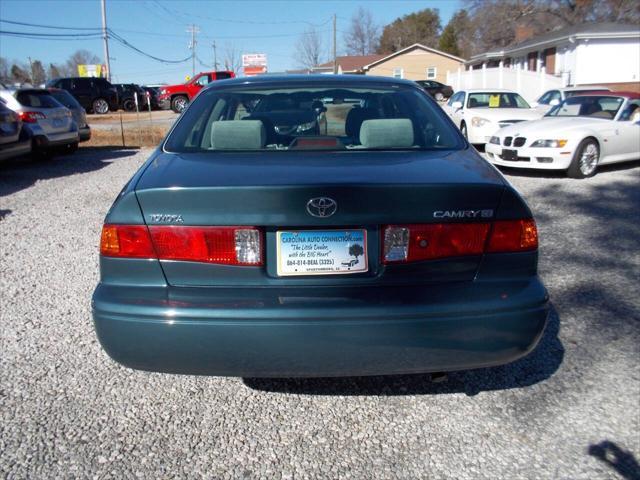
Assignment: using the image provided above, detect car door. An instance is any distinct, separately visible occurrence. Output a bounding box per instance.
[443,91,463,119]
[450,91,466,126]
[71,78,93,109]
[608,99,640,162]
[535,90,560,114]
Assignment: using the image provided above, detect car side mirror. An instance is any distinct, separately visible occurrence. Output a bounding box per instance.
[452,101,463,110]
[550,99,560,106]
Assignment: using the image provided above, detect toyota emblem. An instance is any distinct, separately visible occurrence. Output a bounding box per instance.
[306,197,337,218]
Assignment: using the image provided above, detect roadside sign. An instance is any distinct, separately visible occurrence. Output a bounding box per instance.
[242,54,267,76]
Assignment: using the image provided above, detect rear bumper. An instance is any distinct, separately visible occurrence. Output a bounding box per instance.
[79,126,91,142]
[0,138,31,161]
[35,130,79,148]
[92,278,549,377]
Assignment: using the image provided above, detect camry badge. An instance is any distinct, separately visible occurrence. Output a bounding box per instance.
[306,197,337,218]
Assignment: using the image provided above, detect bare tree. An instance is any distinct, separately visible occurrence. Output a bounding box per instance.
[223,43,242,75]
[344,7,380,55]
[0,57,9,83]
[31,60,46,85]
[294,27,323,69]
[66,49,101,77]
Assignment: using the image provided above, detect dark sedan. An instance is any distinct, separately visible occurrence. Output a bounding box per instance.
[416,80,454,101]
[93,75,548,377]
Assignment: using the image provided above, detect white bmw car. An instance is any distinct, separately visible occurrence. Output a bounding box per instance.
[443,89,543,145]
[485,92,640,178]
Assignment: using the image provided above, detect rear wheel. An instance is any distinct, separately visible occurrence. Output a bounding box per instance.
[435,92,444,101]
[122,98,136,112]
[568,138,599,178]
[171,95,188,113]
[92,98,109,115]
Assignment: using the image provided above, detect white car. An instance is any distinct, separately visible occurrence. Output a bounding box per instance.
[442,89,542,145]
[485,92,640,178]
[532,86,611,115]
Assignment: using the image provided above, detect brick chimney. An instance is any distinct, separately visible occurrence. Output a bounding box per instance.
[515,24,535,43]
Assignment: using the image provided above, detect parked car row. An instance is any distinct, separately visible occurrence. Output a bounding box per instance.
[0,87,90,162]
[44,77,165,115]
[440,85,640,178]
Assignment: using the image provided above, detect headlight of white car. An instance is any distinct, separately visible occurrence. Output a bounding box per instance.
[489,136,500,145]
[531,139,568,148]
[471,117,490,127]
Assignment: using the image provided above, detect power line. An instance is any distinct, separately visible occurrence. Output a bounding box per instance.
[108,30,192,64]
[151,0,332,26]
[0,19,102,30]
[0,29,103,38]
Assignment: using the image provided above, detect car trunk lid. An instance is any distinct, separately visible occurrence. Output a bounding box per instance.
[134,149,506,286]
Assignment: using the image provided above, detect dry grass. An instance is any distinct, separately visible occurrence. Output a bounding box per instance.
[82,125,170,148]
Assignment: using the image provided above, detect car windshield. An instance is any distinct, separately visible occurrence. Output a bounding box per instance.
[16,90,62,109]
[467,92,530,109]
[546,96,624,119]
[164,83,464,153]
[50,90,81,109]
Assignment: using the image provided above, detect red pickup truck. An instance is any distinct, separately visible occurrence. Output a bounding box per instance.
[158,71,235,113]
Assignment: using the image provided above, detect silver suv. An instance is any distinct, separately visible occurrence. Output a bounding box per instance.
[0,88,79,157]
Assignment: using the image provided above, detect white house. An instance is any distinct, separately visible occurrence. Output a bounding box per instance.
[465,23,640,90]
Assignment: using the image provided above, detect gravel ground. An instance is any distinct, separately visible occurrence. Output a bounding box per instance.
[1,148,639,479]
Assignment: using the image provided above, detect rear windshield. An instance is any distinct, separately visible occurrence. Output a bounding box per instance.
[49,90,81,109]
[467,92,529,109]
[164,84,464,152]
[16,91,61,109]
[546,96,624,119]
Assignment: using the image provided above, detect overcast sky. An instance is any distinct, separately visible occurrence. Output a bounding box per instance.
[0,0,461,84]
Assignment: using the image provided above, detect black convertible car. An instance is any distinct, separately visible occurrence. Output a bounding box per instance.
[93,75,548,377]
[416,80,454,101]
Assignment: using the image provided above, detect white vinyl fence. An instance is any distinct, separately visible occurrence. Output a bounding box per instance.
[447,66,567,103]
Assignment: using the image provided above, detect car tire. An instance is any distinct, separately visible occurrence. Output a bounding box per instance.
[568,138,599,179]
[92,98,110,115]
[460,122,468,140]
[171,95,189,113]
[435,92,444,101]
[123,99,136,112]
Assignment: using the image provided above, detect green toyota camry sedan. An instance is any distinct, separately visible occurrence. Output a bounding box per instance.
[92,74,548,377]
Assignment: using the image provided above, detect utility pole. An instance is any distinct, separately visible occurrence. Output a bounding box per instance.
[187,24,199,78]
[212,41,218,70]
[332,14,337,74]
[101,0,112,81]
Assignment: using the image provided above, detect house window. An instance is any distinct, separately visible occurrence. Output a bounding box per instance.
[426,67,437,79]
[393,67,403,79]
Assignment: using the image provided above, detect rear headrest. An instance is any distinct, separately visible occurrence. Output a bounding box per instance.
[211,120,266,150]
[359,119,414,149]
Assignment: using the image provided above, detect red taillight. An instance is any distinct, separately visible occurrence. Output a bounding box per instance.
[382,219,538,264]
[100,225,262,266]
[19,111,46,123]
[383,223,491,263]
[100,225,155,258]
[486,219,538,253]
